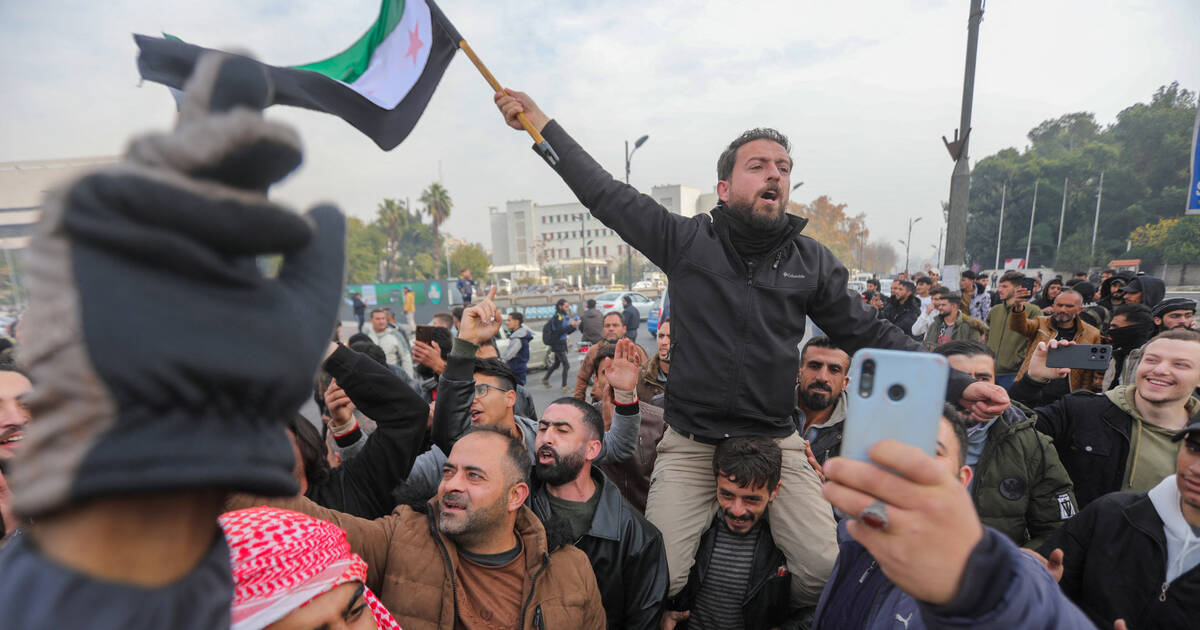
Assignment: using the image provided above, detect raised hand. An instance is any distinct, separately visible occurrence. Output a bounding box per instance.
[1027,339,1074,383]
[458,285,502,346]
[323,379,356,430]
[412,340,445,374]
[493,88,549,132]
[605,338,641,394]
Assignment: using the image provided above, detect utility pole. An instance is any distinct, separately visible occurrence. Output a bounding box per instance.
[1056,177,1069,254]
[903,216,923,274]
[1091,171,1104,262]
[624,135,649,289]
[993,183,1007,271]
[1025,180,1039,266]
[942,0,985,269]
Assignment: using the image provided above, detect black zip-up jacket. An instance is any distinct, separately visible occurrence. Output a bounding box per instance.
[669,513,796,629]
[306,344,429,519]
[881,295,921,339]
[542,121,972,439]
[530,468,668,630]
[1042,490,1200,629]
[1031,387,1133,509]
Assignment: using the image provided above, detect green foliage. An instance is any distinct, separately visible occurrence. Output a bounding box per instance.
[419,182,453,242]
[965,82,1198,268]
[449,243,491,281]
[346,216,384,283]
[1160,216,1200,265]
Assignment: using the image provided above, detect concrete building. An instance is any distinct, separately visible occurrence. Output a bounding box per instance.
[489,184,718,275]
[0,156,117,250]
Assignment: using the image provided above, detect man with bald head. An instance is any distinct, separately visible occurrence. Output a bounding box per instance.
[1008,287,1102,402]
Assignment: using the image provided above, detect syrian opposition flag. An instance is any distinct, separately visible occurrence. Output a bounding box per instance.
[135,0,462,150]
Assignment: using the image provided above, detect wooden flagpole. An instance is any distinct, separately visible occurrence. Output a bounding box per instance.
[458,39,559,166]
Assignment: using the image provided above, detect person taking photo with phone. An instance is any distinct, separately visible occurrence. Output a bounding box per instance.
[1022,330,1200,509]
[986,271,1043,389]
[1007,287,1102,406]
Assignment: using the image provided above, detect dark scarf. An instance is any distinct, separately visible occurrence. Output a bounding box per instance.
[711,202,794,260]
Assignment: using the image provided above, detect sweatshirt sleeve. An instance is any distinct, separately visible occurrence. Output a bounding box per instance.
[595,401,642,464]
[541,120,698,273]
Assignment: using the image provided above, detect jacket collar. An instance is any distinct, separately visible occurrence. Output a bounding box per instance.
[425,502,550,575]
[532,467,626,542]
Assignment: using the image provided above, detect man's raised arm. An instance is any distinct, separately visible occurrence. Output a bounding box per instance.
[494,89,694,273]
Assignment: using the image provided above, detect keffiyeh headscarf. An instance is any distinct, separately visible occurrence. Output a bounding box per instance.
[220,507,401,630]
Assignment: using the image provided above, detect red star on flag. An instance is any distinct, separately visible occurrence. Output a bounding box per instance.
[404,22,423,66]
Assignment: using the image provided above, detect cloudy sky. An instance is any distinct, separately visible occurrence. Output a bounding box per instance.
[4,0,1198,270]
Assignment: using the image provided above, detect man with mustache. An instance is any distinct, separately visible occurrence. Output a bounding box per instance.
[530,339,668,630]
[793,337,851,466]
[663,436,801,629]
[0,359,32,544]
[494,89,1009,607]
[1008,287,1101,405]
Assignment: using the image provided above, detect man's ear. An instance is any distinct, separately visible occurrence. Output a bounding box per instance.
[958,465,973,490]
[716,179,730,203]
[585,438,602,462]
[768,482,781,503]
[504,389,517,410]
[509,481,530,512]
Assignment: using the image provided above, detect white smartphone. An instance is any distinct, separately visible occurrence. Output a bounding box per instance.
[840,348,949,463]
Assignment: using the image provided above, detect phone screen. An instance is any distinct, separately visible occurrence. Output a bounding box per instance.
[416,325,435,344]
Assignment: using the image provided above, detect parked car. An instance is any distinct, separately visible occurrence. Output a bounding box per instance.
[846,280,867,295]
[648,285,671,335]
[594,291,657,321]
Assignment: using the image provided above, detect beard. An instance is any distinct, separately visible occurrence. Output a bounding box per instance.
[1053,312,1075,325]
[535,445,586,486]
[799,385,835,411]
[438,489,509,546]
[727,197,787,232]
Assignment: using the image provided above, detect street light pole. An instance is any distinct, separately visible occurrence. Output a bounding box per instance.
[904,216,923,273]
[993,183,1007,271]
[1025,180,1039,267]
[624,134,649,289]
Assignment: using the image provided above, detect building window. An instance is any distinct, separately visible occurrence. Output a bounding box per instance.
[603,246,608,255]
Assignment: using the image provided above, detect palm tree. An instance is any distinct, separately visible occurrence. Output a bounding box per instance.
[420,183,453,243]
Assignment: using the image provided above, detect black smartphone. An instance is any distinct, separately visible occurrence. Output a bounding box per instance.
[1046,344,1112,370]
[1020,277,1036,292]
[416,325,436,344]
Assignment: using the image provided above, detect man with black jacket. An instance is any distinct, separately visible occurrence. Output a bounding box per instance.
[542,298,578,391]
[494,89,1008,606]
[1038,413,1200,629]
[532,394,668,630]
[622,295,641,343]
[664,436,800,630]
[1020,331,1200,508]
[882,279,921,338]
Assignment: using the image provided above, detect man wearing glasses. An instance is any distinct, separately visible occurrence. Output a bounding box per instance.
[396,288,643,502]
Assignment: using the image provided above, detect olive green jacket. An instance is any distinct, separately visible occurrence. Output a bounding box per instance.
[986,302,1042,374]
[972,402,1078,550]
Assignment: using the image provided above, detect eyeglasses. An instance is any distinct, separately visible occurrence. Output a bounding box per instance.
[473,383,511,398]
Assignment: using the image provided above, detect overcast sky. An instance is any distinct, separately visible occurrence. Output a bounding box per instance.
[4,0,1198,270]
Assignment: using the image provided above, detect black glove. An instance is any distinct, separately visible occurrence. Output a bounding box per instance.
[11,52,345,516]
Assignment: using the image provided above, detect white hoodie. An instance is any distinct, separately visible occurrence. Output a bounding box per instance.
[1147,474,1200,583]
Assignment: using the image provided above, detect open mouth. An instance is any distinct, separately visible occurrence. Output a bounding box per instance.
[760,190,779,203]
[0,428,21,447]
[537,448,556,465]
[1145,378,1175,388]
[470,410,483,423]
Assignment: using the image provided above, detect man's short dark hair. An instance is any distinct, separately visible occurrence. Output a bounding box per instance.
[603,311,624,325]
[941,291,962,304]
[1112,303,1154,327]
[547,396,605,441]
[0,357,30,379]
[717,128,792,181]
[961,270,977,280]
[432,312,454,328]
[370,308,387,316]
[622,296,632,306]
[799,335,847,367]
[459,423,531,486]
[594,343,617,364]
[430,327,453,356]
[930,286,950,298]
[346,332,372,346]
[508,311,524,324]
[289,415,330,487]
[586,299,596,309]
[867,278,881,289]
[999,271,1025,285]
[916,277,933,287]
[1074,271,1088,278]
[942,404,968,468]
[899,280,916,293]
[713,436,782,490]
[556,298,569,308]
[451,306,464,321]
[473,358,516,392]
[349,340,387,367]
[933,339,994,361]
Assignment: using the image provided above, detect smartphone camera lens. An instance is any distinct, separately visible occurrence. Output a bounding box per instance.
[887,384,906,401]
[859,359,875,398]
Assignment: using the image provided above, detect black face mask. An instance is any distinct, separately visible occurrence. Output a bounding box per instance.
[1106,322,1156,351]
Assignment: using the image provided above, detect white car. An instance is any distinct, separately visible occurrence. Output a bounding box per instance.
[594,291,657,321]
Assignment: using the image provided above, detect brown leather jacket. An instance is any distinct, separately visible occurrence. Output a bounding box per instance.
[636,354,669,403]
[598,401,667,513]
[226,495,605,630]
[574,340,648,400]
[1009,308,1102,391]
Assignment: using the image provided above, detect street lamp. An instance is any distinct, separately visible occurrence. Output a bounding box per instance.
[624,134,649,289]
[903,216,923,274]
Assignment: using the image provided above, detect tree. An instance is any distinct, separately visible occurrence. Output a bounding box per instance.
[787,196,869,264]
[346,216,385,283]
[373,198,437,282]
[420,183,453,243]
[860,240,899,275]
[449,243,491,282]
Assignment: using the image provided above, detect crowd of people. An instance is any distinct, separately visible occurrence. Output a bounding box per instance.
[0,55,1198,630]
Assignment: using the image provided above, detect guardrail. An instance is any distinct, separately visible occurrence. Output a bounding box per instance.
[492,288,664,320]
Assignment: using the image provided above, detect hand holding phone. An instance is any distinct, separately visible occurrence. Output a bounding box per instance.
[841,349,949,463]
[416,325,436,344]
[1046,343,1111,370]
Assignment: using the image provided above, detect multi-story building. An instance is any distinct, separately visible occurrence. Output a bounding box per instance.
[0,156,118,251]
[490,184,719,275]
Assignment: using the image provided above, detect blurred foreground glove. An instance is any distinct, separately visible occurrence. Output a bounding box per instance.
[10,52,345,517]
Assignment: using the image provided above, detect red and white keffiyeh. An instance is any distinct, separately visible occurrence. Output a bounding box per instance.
[220,507,402,630]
